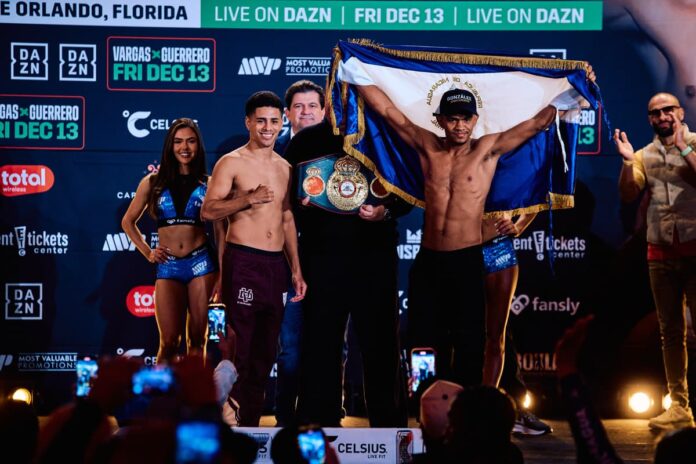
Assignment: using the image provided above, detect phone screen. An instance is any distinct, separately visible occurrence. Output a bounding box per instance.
[297,429,326,464]
[208,304,226,342]
[410,348,436,393]
[132,365,174,395]
[176,421,220,464]
[76,358,98,397]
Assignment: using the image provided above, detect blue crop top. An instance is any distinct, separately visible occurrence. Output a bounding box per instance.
[156,178,207,228]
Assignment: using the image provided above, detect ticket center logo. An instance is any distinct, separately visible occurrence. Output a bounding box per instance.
[0,226,69,256]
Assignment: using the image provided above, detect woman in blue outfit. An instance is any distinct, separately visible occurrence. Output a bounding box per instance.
[122,118,222,361]
[481,213,537,387]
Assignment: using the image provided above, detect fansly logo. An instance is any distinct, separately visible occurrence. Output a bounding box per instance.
[510,294,580,316]
[238,57,281,76]
[126,285,156,317]
[517,352,557,372]
[0,226,69,256]
[513,230,586,261]
[123,110,198,138]
[116,347,157,366]
[397,229,422,260]
[103,232,157,251]
[1,165,55,197]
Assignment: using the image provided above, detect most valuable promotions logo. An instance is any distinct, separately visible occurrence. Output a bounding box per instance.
[1,165,54,197]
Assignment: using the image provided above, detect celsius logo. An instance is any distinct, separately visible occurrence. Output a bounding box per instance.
[513,230,586,261]
[238,57,281,76]
[397,229,422,260]
[1,165,55,197]
[126,286,156,317]
[123,111,199,138]
[124,110,151,138]
[511,294,580,316]
[116,348,157,365]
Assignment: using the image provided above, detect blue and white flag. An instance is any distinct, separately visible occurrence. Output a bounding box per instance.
[329,40,602,216]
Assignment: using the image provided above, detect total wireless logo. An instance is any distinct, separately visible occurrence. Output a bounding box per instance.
[126,285,156,317]
[1,165,55,197]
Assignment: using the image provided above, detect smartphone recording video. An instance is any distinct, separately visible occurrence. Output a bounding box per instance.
[76,357,98,397]
[208,303,226,342]
[410,347,436,393]
[176,421,220,464]
[297,428,326,464]
[132,364,174,395]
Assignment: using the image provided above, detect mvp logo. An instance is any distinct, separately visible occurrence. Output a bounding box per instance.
[238,57,281,75]
[1,165,54,197]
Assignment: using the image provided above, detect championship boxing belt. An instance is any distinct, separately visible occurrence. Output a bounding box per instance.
[296,153,389,214]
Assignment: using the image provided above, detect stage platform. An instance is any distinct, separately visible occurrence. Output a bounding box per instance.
[251,416,656,463]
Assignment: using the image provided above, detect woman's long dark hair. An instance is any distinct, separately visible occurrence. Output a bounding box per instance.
[147,118,207,219]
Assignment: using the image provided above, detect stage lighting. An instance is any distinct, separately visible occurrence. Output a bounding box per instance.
[620,383,663,417]
[662,394,672,411]
[11,387,32,405]
[522,391,533,410]
[627,392,652,414]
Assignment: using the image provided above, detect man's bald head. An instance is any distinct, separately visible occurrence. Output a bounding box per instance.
[648,92,680,111]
